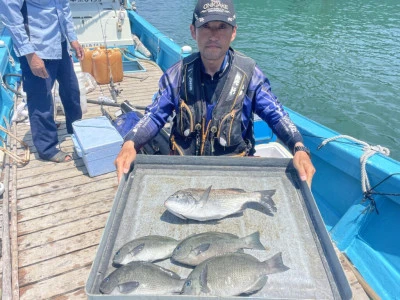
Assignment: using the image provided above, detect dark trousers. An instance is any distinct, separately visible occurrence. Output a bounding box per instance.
[20,41,82,160]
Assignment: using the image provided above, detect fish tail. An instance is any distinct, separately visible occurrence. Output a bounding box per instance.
[242,231,266,250]
[258,189,277,213]
[262,252,290,275]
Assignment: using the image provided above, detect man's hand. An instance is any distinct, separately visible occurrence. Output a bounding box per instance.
[26,53,48,78]
[70,40,84,61]
[292,143,315,187]
[114,141,137,183]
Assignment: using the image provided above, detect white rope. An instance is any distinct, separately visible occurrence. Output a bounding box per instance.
[319,135,390,194]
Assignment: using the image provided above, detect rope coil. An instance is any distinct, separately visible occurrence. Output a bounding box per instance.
[319,135,391,214]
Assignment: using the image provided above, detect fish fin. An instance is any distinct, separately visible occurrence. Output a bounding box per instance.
[199,185,212,206]
[258,189,277,213]
[241,275,268,295]
[262,252,290,275]
[130,243,145,257]
[193,243,211,255]
[118,281,140,294]
[199,264,211,294]
[242,231,266,250]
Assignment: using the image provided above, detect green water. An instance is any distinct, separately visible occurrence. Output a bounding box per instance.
[136,0,400,161]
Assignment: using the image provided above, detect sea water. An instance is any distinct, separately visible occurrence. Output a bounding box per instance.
[135,0,400,161]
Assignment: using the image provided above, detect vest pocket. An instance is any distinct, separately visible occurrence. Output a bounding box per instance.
[177,100,194,136]
[170,134,196,156]
[216,109,242,147]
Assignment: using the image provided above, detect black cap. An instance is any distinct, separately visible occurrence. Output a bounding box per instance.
[193,0,236,28]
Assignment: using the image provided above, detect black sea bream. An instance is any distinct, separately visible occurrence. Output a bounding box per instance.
[181,252,289,296]
[164,185,277,221]
[172,231,265,266]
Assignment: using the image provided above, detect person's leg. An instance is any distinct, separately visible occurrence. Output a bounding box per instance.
[57,41,82,134]
[20,56,59,160]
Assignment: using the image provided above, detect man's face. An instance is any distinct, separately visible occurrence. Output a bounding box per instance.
[190,21,237,63]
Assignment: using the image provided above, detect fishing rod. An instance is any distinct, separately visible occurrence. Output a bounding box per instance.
[86,99,146,111]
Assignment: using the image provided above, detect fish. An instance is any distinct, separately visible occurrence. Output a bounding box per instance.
[172,231,266,266]
[164,185,277,221]
[99,261,185,295]
[181,252,289,296]
[112,235,179,266]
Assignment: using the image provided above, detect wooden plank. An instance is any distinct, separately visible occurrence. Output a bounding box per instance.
[19,228,103,267]
[340,252,381,300]
[334,245,372,299]
[17,163,87,189]
[18,188,115,222]
[17,177,117,211]
[17,171,116,200]
[2,152,13,300]
[19,265,91,300]
[18,213,109,250]
[19,246,98,285]
[17,159,86,181]
[18,199,113,236]
[51,288,88,300]
[11,122,21,300]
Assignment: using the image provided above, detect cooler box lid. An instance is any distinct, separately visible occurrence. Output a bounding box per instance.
[72,116,123,161]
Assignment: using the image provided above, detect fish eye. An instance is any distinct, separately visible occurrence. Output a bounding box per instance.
[185,280,192,287]
[115,250,120,255]
[104,277,110,283]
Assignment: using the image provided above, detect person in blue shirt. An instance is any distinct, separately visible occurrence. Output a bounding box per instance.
[115,0,315,186]
[0,0,84,162]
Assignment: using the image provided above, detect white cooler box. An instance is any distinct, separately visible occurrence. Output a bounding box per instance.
[72,116,123,177]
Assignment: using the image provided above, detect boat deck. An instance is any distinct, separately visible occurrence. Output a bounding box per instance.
[0,59,370,299]
[2,59,162,299]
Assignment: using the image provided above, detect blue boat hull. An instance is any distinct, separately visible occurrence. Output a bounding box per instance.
[0,34,19,138]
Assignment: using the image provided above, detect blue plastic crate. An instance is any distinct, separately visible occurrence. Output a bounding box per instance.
[72,116,123,177]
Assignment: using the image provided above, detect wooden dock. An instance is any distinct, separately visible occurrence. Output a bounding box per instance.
[1,60,162,299]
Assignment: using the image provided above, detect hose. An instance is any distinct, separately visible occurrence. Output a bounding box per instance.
[2,73,22,96]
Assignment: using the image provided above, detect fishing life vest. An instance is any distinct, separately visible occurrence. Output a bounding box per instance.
[170,50,256,156]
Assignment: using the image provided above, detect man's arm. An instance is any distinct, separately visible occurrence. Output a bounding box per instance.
[115,140,137,183]
[114,113,164,183]
[0,0,35,57]
[251,67,315,186]
[114,61,182,183]
[292,141,315,187]
[0,0,49,77]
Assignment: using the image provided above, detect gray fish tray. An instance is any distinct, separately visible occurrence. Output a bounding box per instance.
[86,155,352,299]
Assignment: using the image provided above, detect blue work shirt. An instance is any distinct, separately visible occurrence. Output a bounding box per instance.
[0,0,77,58]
